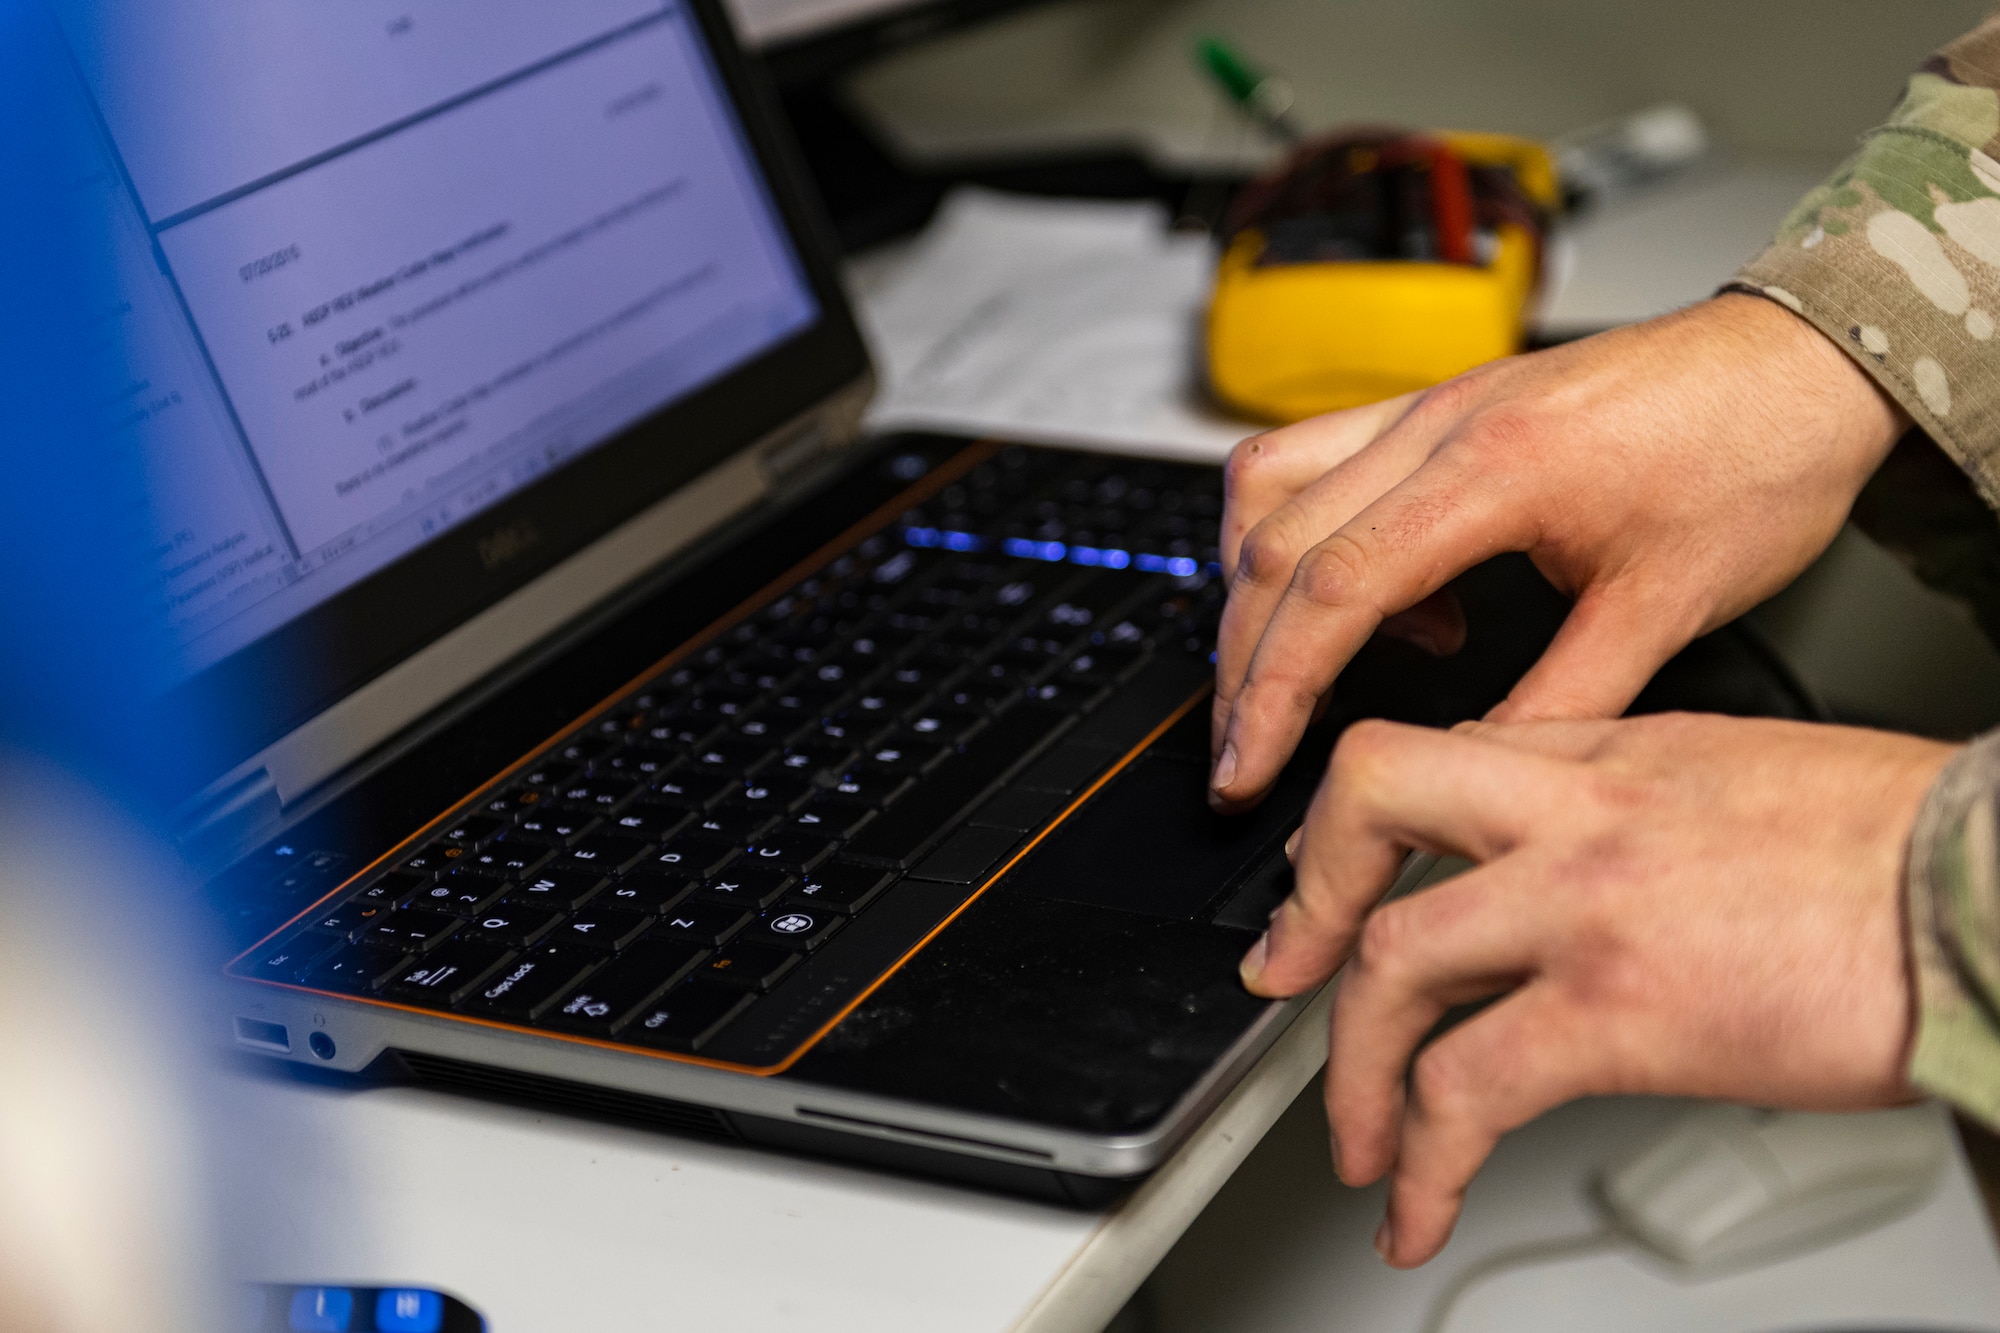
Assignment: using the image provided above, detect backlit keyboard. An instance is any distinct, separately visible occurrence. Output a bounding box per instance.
[229,446,1227,1067]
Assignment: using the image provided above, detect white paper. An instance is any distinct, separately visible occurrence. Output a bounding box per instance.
[854,188,1258,465]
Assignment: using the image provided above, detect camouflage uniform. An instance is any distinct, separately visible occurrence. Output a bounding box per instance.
[1732,20,2000,1128]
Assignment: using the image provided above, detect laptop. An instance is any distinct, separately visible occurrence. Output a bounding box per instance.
[51,0,1715,1203]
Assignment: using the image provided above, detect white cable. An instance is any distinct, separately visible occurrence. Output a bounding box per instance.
[1419,1228,1624,1333]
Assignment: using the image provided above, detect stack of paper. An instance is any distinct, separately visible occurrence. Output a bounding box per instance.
[853,188,1257,463]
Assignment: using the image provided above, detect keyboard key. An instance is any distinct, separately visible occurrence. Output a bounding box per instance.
[507,869,607,910]
[465,905,560,946]
[478,788,548,818]
[640,771,734,810]
[687,808,774,842]
[405,876,506,917]
[457,944,599,1020]
[549,735,613,767]
[507,812,600,846]
[718,772,814,813]
[855,735,951,776]
[740,907,842,952]
[824,770,910,807]
[398,843,470,878]
[439,814,503,846]
[777,741,857,777]
[552,778,642,812]
[548,832,653,876]
[787,799,875,839]
[598,873,694,914]
[655,900,750,947]
[242,931,342,983]
[843,704,1069,866]
[910,825,1022,885]
[739,831,835,875]
[623,980,755,1052]
[786,863,895,914]
[698,868,793,909]
[594,748,677,782]
[697,941,799,991]
[385,938,514,1007]
[905,707,983,744]
[352,871,425,905]
[305,898,394,939]
[550,907,651,952]
[600,807,688,841]
[964,783,1067,833]
[453,844,553,880]
[365,910,461,952]
[540,940,708,1036]
[306,943,410,993]
[644,838,740,880]
[684,740,770,774]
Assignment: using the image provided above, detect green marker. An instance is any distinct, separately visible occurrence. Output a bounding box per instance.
[1197,36,1302,143]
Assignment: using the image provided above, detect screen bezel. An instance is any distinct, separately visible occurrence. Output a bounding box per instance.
[160,0,870,794]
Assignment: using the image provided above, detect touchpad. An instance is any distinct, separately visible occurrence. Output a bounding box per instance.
[999,754,1306,920]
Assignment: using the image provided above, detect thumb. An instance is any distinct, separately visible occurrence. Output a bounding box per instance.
[1487,584,1695,722]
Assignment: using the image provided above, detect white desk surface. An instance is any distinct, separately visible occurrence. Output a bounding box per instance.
[219,989,1333,1333]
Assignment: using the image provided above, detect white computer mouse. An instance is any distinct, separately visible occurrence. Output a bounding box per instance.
[1599,1103,1951,1272]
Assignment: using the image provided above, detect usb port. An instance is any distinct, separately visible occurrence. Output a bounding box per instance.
[234,1017,291,1053]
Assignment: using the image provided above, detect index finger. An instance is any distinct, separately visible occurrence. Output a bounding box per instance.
[1243,720,1574,997]
[1213,456,1531,809]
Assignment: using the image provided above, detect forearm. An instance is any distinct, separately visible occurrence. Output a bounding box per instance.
[1906,730,2000,1130]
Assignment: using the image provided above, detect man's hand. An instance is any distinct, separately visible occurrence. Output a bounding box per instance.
[1210,294,1909,810]
[1239,712,1955,1267]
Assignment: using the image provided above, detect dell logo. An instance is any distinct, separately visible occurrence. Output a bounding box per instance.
[476,520,541,571]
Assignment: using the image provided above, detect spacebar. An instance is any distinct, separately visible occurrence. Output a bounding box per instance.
[842,705,1071,867]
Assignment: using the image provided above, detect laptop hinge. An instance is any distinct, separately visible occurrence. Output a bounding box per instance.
[177,765,282,858]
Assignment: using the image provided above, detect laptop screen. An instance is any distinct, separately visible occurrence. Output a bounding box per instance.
[52,1,822,688]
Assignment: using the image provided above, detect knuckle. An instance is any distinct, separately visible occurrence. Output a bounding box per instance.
[1293,533,1371,608]
[1455,404,1542,461]
[1332,718,1404,786]
[1410,1042,1478,1117]
[1410,371,1484,423]
[1352,904,1417,981]
[1236,518,1306,590]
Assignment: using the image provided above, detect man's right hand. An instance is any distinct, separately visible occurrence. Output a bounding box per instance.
[1209,292,1910,810]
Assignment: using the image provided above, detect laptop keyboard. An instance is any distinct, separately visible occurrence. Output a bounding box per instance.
[230,445,1228,1067]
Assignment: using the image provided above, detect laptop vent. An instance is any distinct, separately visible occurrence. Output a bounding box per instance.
[390,1049,738,1142]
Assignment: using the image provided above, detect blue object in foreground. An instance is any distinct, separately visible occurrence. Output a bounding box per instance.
[375,1288,446,1333]
[287,1287,353,1332]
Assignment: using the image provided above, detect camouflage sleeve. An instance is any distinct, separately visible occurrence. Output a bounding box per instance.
[1907,731,2000,1130]
[1732,19,2000,513]
[1728,22,2000,1131]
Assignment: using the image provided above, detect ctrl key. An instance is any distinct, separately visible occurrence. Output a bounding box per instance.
[624,980,754,1052]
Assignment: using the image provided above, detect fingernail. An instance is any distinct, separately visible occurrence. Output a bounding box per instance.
[1284,827,1301,862]
[1328,1134,1343,1179]
[1238,932,1268,986]
[1211,743,1238,793]
[1373,1218,1394,1261]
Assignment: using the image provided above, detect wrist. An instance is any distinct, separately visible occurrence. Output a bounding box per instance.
[1709,289,1912,474]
